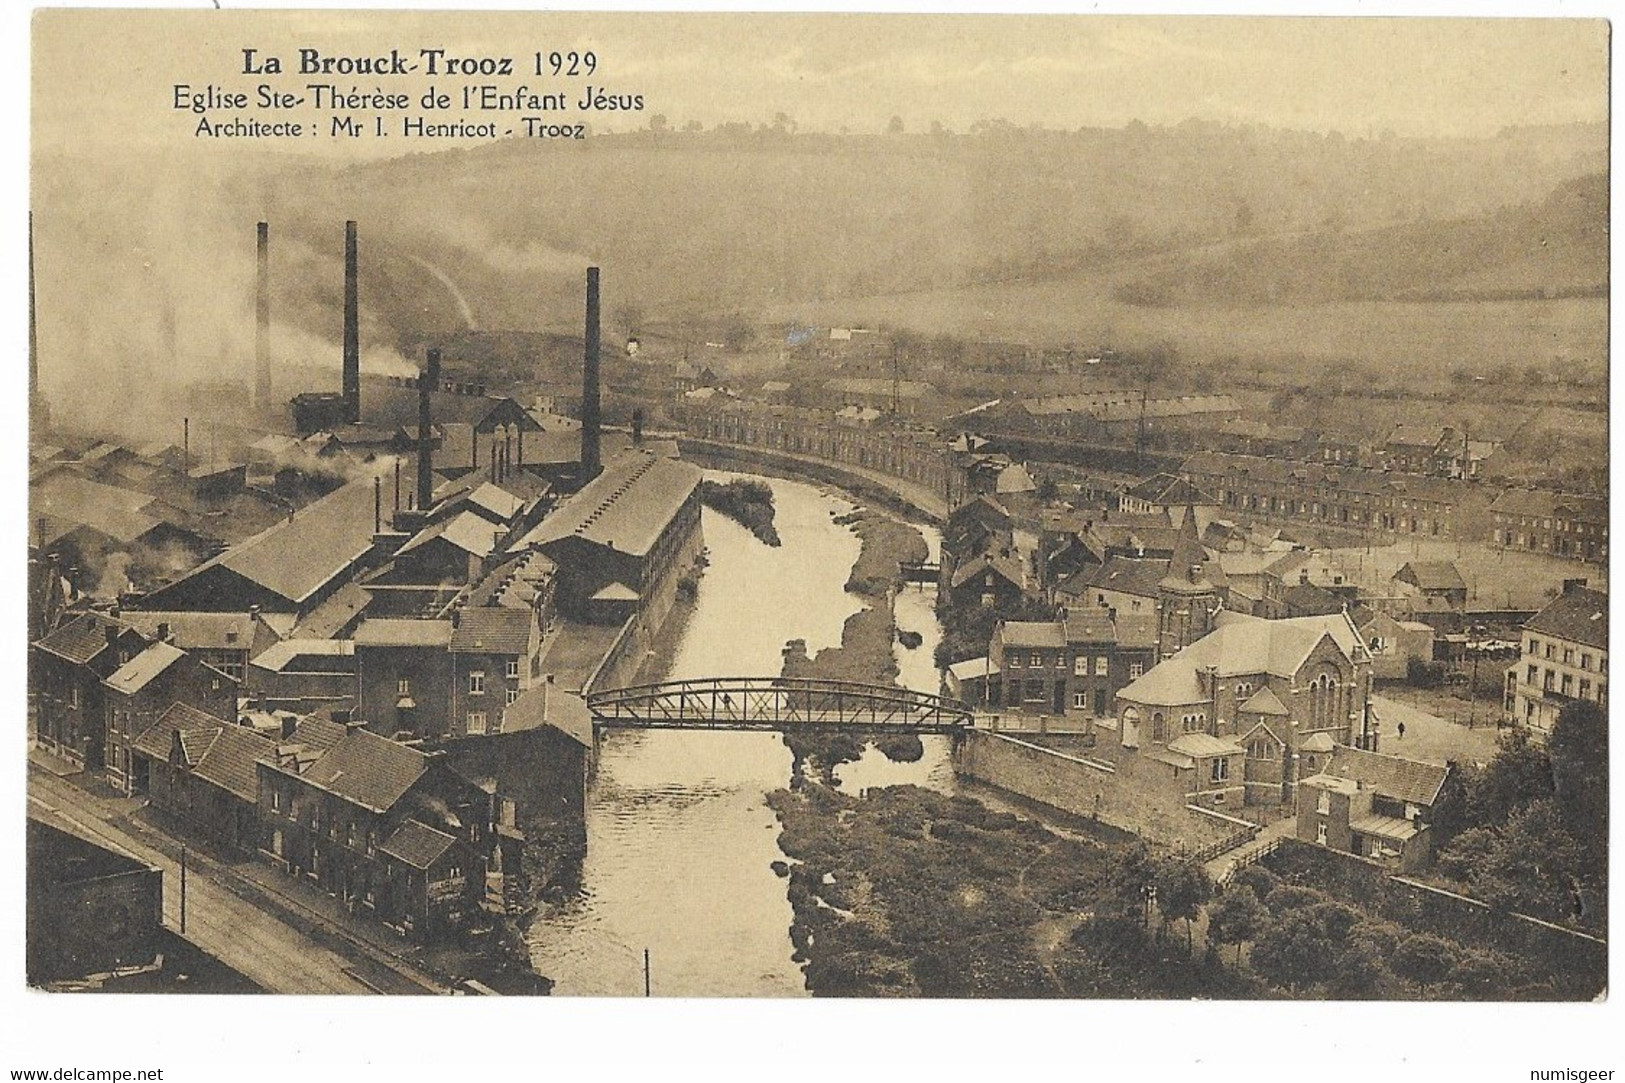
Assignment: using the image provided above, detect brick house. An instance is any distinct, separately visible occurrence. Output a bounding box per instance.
[103,641,238,794]
[1489,489,1608,563]
[131,703,276,852]
[1296,745,1451,873]
[32,611,149,766]
[354,619,456,738]
[256,718,493,938]
[1504,581,1607,735]
[980,611,1158,722]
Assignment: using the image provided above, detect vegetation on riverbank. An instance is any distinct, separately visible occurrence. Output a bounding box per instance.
[701,478,781,546]
[778,505,930,779]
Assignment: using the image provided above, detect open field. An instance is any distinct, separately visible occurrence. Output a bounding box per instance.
[768,273,1605,376]
[1319,538,1605,612]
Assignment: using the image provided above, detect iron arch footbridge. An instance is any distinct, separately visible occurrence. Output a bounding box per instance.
[585,677,974,735]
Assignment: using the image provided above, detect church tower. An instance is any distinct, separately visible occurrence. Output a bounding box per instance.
[1157,505,1220,657]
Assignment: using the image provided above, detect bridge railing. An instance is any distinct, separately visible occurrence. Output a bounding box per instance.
[585,676,975,733]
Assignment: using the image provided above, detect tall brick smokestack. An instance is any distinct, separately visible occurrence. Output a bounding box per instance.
[580,266,602,482]
[417,347,440,511]
[343,220,360,423]
[255,222,271,408]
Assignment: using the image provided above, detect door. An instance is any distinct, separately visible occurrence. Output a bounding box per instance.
[1053,681,1066,714]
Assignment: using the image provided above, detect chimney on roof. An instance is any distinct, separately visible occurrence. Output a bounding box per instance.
[1563,578,1588,595]
[255,222,272,408]
[580,267,603,483]
[157,621,173,644]
[342,220,360,423]
[417,347,440,512]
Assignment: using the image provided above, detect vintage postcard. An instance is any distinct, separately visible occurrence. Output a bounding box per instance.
[16,2,1614,1073]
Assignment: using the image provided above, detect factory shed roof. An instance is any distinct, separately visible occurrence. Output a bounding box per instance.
[520,453,701,558]
[145,478,380,610]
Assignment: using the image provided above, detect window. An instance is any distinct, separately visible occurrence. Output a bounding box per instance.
[1073,656,1088,677]
[1094,657,1108,677]
[1564,648,1575,666]
[1316,822,1328,845]
[1152,713,1166,741]
[1561,674,1574,697]
[1024,680,1045,702]
[1581,654,1593,671]
[507,688,520,706]
[1008,653,1022,668]
[468,671,486,695]
[1210,757,1229,783]
[506,658,521,681]
[468,711,487,733]
[1029,653,1042,668]
[1546,643,1556,660]
[1182,713,1205,733]
[271,789,281,812]
[397,677,411,696]
[1129,662,1144,680]
[1316,790,1331,815]
[1527,664,1539,684]
[1073,692,1088,709]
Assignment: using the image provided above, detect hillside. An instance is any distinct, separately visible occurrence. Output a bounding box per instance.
[1111,172,1607,308]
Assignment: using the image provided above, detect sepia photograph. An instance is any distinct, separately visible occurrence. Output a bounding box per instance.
[10,1,1617,1073]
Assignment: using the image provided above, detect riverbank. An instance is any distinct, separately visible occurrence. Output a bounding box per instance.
[779,506,931,777]
[681,439,947,524]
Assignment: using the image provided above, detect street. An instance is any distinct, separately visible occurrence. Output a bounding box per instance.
[28,767,426,995]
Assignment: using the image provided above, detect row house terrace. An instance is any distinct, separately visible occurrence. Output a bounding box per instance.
[973,610,1159,722]
[32,611,150,767]
[1505,581,1607,735]
[103,639,239,795]
[256,716,493,938]
[1180,452,1489,541]
[1489,488,1608,563]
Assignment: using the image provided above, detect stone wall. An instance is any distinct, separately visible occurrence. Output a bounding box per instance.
[953,729,1236,851]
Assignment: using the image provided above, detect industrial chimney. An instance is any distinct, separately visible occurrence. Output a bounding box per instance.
[255,221,272,408]
[580,266,602,482]
[342,220,360,423]
[417,347,440,511]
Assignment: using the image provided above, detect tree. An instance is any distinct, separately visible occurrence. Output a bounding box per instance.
[1390,933,1459,991]
[1547,699,1607,869]
[1465,727,1554,826]
[648,113,668,133]
[1250,909,1338,993]
[1207,885,1269,965]
[886,115,905,135]
[1154,858,1212,955]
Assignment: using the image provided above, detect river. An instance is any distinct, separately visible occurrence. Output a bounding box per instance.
[525,472,954,996]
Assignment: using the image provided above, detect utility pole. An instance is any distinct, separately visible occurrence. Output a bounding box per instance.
[643,948,651,997]
[179,844,188,934]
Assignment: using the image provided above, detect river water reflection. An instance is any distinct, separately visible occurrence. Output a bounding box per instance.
[525,473,954,996]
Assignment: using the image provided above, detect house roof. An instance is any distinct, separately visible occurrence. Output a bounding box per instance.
[1490,488,1608,524]
[353,618,455,648]
[192,724,278,802]
[250,638,356,673]
[1524,586,1608,651]
[1125,472,1217,507]
[1300,732,1337,754]
[289,581,372,641]
[1000,621,1066,649]
[1387,424,1447,449]
[1324,744,1450,806]
[132,702,227,762]
[1167,732,1245,758]
[300,729,429,813]
[280,714,350,757]
[1395,561,1467,592]
[950,550,1025,591]
[499,684,594,746]
[104,641,187,696]
[995,463,1037,495]
[122,611,274,654]
[590,582,640,602]
[1349,814,1420,842]
[1064,557,1167,601]
[379,820,459,870]
[31,473,161,547]
[35,612,134,666]
[520,453,701,558]
[450,607,532,654]
[947,657,998,681]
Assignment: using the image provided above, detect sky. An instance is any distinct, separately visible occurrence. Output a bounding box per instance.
[31,11,1609,161]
